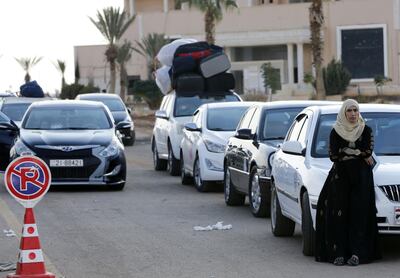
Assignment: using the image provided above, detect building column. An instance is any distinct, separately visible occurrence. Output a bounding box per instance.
[287,43,294,85]
[163,0,168,12]
[129,0,135,16]
[297,43,304,85]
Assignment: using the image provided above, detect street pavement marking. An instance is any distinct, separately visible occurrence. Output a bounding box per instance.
[0,193,64,277]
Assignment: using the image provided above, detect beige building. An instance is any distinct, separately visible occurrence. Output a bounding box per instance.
[75,0,400,96]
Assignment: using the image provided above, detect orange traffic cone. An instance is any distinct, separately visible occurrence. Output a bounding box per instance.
[7,208,55,278]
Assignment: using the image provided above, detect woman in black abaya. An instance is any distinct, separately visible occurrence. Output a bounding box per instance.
[315,99,380,266]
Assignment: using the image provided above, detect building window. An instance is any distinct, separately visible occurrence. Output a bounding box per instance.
[337,24,387,81]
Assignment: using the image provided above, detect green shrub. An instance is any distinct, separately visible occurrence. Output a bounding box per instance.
[60,84,100,99]
[132,80,163,110]
[261,62,281,94]
[322,59,351,95]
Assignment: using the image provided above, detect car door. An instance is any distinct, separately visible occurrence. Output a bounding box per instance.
[183,110,202,173]
[0,111,19,171]
[158,94,173,156]
[275,113,308,217]
[236,107,261,192]
[227,107,256,191]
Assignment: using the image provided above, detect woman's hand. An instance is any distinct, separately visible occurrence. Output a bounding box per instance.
[365,156,374,166]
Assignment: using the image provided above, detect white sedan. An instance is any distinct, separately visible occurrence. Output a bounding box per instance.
[180,102,257,192]
[271,104,400,256]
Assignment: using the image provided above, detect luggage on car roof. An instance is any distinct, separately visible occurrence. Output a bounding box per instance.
[20,81,44,98]
[174,73,205,97]
[199,52,231,78]
[205,72,235,92]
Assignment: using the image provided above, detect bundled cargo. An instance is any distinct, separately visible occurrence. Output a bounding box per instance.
[155,39,235,96]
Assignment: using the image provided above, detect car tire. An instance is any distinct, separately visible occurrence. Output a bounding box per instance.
[180,150,193,185]
[301,192,315,256]
[270,180,295,237]
[224,167,245,206]
[167,143,180,176]
[193,156,211,192]
[249,167,268,218]
[153,140,167,171]
[123,130,135,146]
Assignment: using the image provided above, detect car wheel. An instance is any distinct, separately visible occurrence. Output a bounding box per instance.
[180,150,193,185]
[153,140,167,171]
[124,130,135,146]
[270,180,295,237]
[249,167,268,218]
[224,167,245,206]
[167,143,180,176]
[301,192,315,256]
[193,156,211,192]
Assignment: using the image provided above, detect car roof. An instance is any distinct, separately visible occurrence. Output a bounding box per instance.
[29,99,106,108]
[249,100,341,110]
[202,101,260,109]
[1,96,53,104]
[77,93,121,100]
[308,103,400,114]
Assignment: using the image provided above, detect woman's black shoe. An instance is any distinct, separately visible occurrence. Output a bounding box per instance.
[333,257,345,266]
[347,255,359,266]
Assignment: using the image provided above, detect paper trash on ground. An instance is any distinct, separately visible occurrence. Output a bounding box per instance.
[3,229,16,237]
[193,221,232,231]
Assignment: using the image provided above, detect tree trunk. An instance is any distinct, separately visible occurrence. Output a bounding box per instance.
[205,10,215,44]
[310,0,326,100]
[24,72,30,83]
[120,65,127,102]
[109,59,116,94]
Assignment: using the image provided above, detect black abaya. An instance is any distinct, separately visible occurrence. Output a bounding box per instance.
[315,125,380,264]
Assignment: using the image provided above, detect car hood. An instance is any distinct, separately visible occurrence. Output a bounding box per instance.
[204,130,235,144]
[20,129,114,147]
[373,156,400,186]
[111,111,128,123]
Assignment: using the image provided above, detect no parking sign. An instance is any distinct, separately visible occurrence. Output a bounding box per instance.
[4,156,51,208]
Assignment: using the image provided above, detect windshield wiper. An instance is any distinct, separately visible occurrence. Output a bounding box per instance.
[264,136,285,140]
[379,153,400,156]
[66,127,92,130]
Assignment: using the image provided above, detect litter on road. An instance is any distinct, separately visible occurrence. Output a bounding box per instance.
[0,262,16,272]
[3,229,16,237]
[193,221,232,231]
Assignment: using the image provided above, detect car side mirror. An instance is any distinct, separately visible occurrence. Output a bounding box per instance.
[0,121,18,132]
[235,128,254,140]
[155,110,169,120]
[127,107,132,114]
[184,122,201,132]
[115,121,130,130]
[281,141,305,156]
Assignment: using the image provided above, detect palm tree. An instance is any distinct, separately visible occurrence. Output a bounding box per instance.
[131,33,171,79]
[309,0,326,100]
[54,60,66,91]
[90,7,135,94]
[177,0,238,44]
[15,56,42,83]
[116,40,133,102]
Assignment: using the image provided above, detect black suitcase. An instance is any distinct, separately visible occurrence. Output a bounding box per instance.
[175,73,205,97]
[205,72,235,92]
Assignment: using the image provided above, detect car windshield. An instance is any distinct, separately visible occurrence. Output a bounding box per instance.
[174,94,240,117]
[261,108,305,140]
[23,106,112,130]
[1,103,31,121]
[312,112,400,157]
[207,106,249,131]
[92,99,125,112]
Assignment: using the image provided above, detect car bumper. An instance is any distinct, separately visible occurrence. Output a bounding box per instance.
[376,196,400,234]
[198,151,224,182]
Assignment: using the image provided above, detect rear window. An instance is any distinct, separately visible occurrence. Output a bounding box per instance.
[1,103,31,121]
[88,98,125,112]
[174,94,240,117]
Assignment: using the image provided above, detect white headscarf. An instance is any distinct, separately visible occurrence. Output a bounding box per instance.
[333,99,365,142]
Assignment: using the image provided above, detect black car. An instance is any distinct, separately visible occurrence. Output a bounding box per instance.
[76,93,135,146]
[224,100,340,217]
[10,100,127,190]
[0,111,18,171]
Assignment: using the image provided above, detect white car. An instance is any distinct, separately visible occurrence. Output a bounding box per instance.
[152,91,241,176]
[271,104,400,256]
[180,102,257,192]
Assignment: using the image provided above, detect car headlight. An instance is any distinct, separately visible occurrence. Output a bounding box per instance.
[99,141,119,157]
[14,141,36,156]
[203,139,225,153]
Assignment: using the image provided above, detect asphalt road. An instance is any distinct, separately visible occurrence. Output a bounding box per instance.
[1,142,400,278]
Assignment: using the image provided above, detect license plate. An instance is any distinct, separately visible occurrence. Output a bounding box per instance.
[50,159,83,167]
[395,207,400,224]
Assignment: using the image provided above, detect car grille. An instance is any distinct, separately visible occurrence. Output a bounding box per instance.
[379,185,400,202]
[32,148,101,181]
